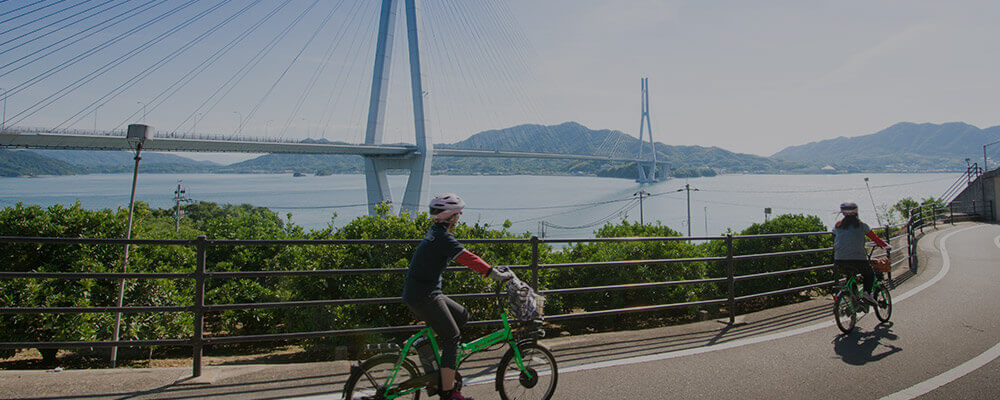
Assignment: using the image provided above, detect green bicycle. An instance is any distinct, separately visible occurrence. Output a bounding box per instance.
[342,281,558,400]
[833,270,892,334]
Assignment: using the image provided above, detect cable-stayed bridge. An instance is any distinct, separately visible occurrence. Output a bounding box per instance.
[0,0,664,215]
[0,127,660,163]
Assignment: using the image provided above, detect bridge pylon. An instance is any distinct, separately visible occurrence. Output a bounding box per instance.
[635,77,658,183]
[363,0,432,216]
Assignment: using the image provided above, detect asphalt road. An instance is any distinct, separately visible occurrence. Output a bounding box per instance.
[2,222,997,400]
[457,223,1000,399]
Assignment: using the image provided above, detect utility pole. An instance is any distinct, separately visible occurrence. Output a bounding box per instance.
[634,190,649,225]
[676,184,699,237]
[173,180,190,233]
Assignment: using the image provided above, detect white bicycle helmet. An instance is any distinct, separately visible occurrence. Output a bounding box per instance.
[430,193,465,222]
[840,201,859,215]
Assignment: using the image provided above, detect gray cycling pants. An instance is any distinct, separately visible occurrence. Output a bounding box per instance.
[406,294,469,369]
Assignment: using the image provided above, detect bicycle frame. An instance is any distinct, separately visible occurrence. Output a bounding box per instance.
[375,310,534,399]
[835,274,886,308]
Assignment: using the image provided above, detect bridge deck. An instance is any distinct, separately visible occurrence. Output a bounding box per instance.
[0,131,666,164]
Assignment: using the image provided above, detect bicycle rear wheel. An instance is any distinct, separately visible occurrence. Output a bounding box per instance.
[496,342,558,400]
[342,354,422,400]
[834,292,856,334]
[874,285,892,322]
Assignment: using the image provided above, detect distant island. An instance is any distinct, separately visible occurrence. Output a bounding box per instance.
[3,121,997,177]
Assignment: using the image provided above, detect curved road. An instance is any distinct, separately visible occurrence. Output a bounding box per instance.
[452,222,1000,399]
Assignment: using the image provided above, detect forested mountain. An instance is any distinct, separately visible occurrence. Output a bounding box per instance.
[436,122,796,176]
[220,122,796,176]
[29,149,217,173]
[772,122,1000,172]
[0,149,80,177]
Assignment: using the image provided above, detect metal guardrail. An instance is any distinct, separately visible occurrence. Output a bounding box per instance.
[2,202,983,377]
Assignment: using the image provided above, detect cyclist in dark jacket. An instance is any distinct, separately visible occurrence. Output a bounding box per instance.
[402,193,513,400]
[833,202,890,304]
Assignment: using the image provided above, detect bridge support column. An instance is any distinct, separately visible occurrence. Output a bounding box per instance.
[362,0,432,216]
[635,77,657,183]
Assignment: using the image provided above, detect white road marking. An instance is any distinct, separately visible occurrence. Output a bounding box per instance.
[556,225,983,375]
[878,227,1000,400]
[290,225,988,400]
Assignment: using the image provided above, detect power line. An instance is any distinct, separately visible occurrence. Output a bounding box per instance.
[697,176,953,195]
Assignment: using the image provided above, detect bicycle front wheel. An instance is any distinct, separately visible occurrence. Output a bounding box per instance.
[874,285,892,322]
[834,292,856,334]
[496,342,558,400]
[342,354,422,400]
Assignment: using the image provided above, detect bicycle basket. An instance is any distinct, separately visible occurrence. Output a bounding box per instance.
[870,256,890,273]
[504,278,545,322]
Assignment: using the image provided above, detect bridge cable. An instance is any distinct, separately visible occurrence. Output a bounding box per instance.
[0,0,196,102]
[168,1,318,138]
[275,0,352,139]
[232,0,328,139]
[0,0,161,78]
[149,1,291,137]
[58,0,263,132]
[316,1,375,142]
[0,0,91,37]
[0,0,70,23]
[114,1,291,136]
[0,0,123,57]
[4,0,224,127]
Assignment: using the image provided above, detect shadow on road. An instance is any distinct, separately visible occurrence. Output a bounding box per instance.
[14,371,350,400]
[551,302,832,366]
[832,322,902,365]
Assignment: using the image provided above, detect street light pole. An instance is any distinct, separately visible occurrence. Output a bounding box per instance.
[111,124,151,368]
[136,101,147,122]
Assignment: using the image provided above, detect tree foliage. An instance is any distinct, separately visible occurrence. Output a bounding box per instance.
[2,200,845,359]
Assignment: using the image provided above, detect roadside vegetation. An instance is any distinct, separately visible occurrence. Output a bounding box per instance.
[0,197,929,368]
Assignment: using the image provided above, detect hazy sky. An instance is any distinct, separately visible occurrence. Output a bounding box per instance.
[3,0,1000,162]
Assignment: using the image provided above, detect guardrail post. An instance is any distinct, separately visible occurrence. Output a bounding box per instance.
[192,235,207,378]
[950,203,954,225]
[918,208,924,233]
[907,219,916,274]
[530,235,539,290]
[725,233,735,325]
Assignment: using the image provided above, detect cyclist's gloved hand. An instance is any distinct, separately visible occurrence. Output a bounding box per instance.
[488,266,515,283]
[885,245,892,252]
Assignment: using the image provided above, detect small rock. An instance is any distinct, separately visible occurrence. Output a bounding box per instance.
[559,331,570,337]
